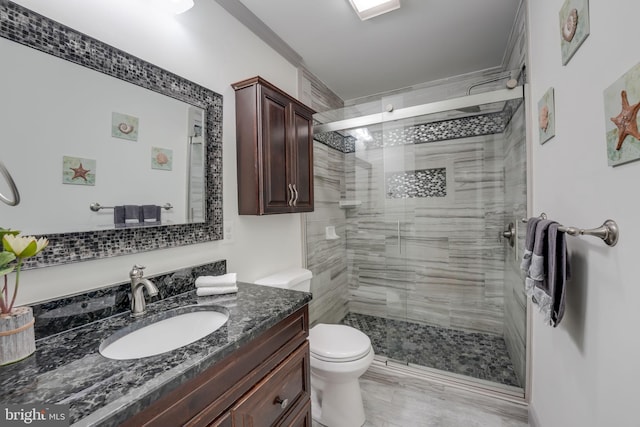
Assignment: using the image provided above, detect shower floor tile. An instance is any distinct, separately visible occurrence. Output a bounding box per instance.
[341,312,521,387]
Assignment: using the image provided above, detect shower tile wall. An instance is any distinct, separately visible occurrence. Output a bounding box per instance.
[345,133,507,335]
[305,142,350,326]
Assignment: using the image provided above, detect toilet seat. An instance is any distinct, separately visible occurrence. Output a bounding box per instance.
[309,324,371,362]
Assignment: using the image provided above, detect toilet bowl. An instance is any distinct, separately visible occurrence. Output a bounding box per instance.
[309,323,374,427]
[254,269,374,427]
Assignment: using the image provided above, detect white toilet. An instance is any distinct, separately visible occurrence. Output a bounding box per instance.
[255,269,374,427]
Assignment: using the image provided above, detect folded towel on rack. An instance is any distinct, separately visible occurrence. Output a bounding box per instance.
[196,286,238,296]
[523,219,571,327]
[114,205,141,227]
[141,204,161,225]
[195,273,237,288]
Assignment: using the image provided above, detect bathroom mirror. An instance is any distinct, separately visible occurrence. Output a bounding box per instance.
[0,1,223,269]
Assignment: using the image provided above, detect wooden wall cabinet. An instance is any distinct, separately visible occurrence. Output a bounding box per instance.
[232,76,315,215]
[123,305,311,427]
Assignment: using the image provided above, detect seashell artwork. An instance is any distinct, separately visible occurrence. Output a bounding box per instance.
[538,88,555,145]
[151,147,173,171]
[111,112,139,141]
[561,8,578,42]
[559,0,590,66]
[117,122,135,134]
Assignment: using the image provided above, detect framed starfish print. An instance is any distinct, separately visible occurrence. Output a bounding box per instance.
[559,0,590,66]
[62,156,96,185]
[603,63,640,167]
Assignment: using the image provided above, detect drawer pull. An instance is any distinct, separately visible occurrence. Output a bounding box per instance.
[274,396,289,410]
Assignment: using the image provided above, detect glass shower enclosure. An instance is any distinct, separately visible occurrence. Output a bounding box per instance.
[309,83,528,396]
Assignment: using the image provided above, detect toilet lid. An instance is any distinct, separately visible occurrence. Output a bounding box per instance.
[309,324,371,362]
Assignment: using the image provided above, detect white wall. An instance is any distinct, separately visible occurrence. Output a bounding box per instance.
[9,0,305,304]
[527,1,640,426]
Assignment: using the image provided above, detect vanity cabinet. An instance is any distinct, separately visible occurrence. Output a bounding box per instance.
[232,76,314,215]
[122,305,310,427]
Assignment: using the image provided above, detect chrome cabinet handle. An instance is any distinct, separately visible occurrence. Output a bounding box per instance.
[292,184,299,206]
[288,183,294,207]
[274,396,289,409]
[0,161,20,206]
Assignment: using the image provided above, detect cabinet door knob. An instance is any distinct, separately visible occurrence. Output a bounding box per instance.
[274,396,289,409]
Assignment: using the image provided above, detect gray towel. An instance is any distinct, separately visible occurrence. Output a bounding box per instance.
[114,205,141,227]
[520,217,541,272]
[547,224,570,326]
[141,205,161,225]
[524,219,571,327]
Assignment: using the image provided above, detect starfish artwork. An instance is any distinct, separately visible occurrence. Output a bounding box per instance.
[70,163,90,181]
[610,90,640,151]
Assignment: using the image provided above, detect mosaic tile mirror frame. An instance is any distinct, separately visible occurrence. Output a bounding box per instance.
[0,1,223,269]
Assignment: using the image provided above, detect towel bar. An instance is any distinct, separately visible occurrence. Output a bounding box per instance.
[90,202,173,212]
[521,213,619,247]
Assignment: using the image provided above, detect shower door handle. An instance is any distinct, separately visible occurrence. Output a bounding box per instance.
[397,220,401,254]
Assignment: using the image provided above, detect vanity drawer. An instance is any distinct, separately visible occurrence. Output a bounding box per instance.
[231,341,310,427]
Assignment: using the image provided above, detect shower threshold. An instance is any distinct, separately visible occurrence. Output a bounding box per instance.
[341,312,522,391]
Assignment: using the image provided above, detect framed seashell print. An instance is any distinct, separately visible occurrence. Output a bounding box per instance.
[151,147,173,171]
[538,88,555,145]
[111,112,139,141]
[559,0,590,66]
[603,62,640,167]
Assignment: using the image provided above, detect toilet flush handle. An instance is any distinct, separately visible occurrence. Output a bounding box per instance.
[274,396,289,409]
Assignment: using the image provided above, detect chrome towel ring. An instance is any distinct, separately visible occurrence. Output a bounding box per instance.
[0,161,20,206]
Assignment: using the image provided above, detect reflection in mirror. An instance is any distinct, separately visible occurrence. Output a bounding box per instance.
[2,35,206,234]
[0,1,223,269]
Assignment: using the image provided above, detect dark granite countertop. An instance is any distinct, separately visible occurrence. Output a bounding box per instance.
[0,283,311,426]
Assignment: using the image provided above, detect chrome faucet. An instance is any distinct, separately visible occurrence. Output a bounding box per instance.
[129,265,159,317]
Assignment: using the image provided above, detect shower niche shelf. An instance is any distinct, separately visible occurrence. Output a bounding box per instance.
[338,200,362,209]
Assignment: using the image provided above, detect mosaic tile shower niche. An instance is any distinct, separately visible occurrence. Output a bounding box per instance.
[385,168,446,199]
[308,89,528,390]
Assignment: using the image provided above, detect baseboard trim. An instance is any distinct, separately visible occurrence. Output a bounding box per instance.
[369,358,528,407]
[529,405,541,427]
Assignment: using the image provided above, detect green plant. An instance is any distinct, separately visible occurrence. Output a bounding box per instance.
[0,228,48,315]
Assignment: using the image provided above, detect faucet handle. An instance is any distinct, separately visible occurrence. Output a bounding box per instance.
[130,264,146,279]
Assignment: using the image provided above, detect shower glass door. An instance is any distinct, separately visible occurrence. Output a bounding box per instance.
[314,85,526,392]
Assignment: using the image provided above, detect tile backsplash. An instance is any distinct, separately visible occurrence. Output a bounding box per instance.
[31,260,226,339]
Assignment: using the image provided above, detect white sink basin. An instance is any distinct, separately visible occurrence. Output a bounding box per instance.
[99,306,229,360]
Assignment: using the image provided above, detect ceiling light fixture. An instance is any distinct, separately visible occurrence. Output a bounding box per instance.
[348,0,400,20]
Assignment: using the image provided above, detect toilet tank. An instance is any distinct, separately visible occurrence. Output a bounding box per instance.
[254,268,312,292]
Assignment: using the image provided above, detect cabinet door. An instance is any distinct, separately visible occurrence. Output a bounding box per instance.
[231,342,310,427]
[288,104,313,213]
[261,86,293,213]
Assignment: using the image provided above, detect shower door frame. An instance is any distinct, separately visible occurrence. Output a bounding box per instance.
[313,86,524,133]
[314,84,531,403]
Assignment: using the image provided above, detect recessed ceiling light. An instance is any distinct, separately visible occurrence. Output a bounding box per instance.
[348,0,400,20]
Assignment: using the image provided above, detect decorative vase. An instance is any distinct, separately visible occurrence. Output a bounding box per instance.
[0,306,36,366]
